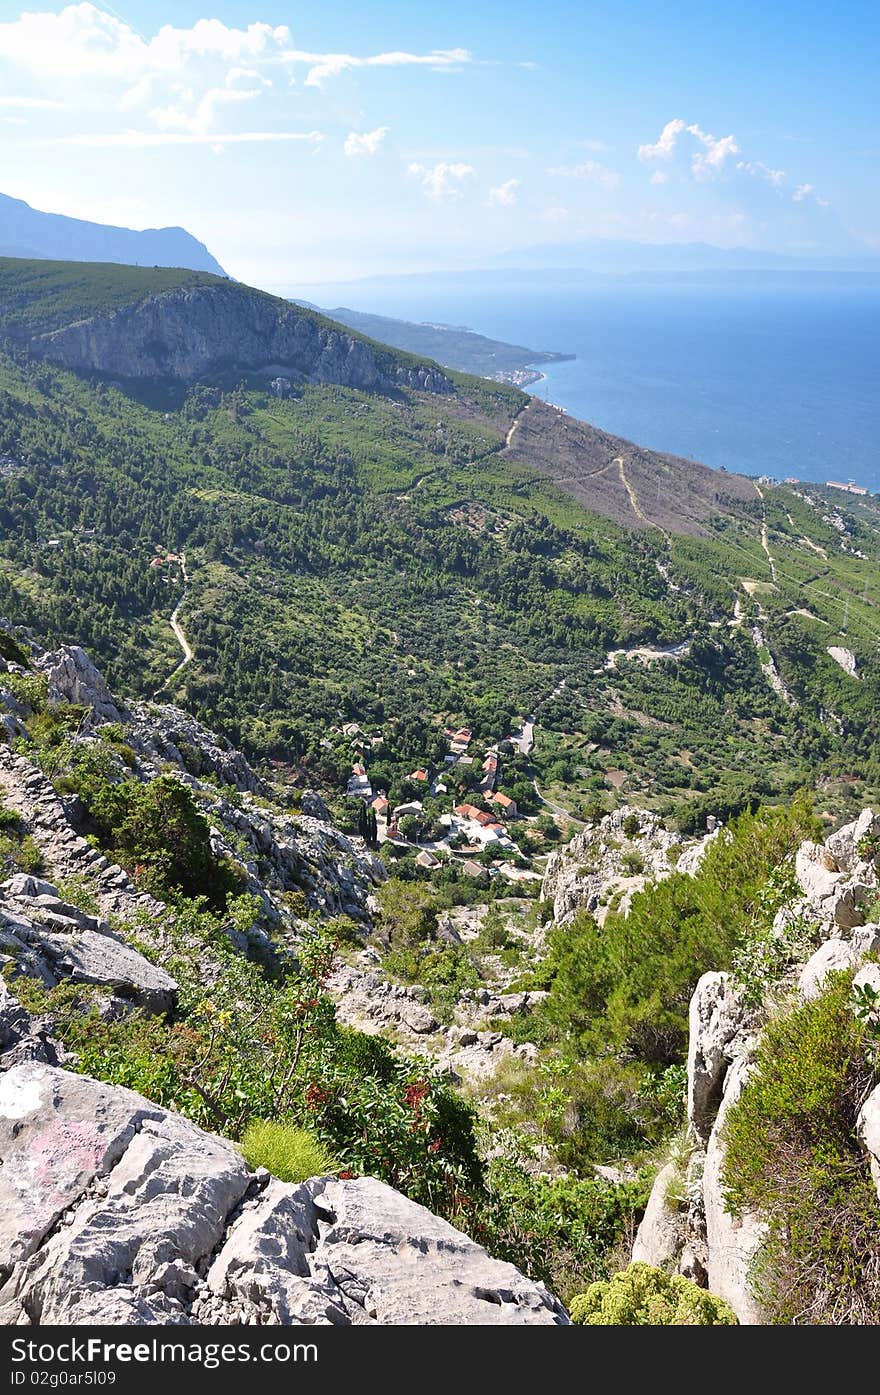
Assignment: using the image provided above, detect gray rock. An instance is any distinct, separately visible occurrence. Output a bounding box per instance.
[631,1162,685,1269]
[300,790,330,821]
[0,1064,566,1326]
[36,646,124,724]
[795,841,843,909]
[29,924,176,1012]
[687,972,743,1140]
[798,939,863,1000]
[540,805,689,927]
[851,925,880,957]
[826,808,879,875]
[702,1058,767,1324]
[30,284,454,396]
[399,1002,439,1034]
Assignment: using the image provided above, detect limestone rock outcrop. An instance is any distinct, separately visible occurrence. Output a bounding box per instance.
[636,807,880,1324]
[35,645,124,726]
[687,972,744,1141]
[0,1063,567,1326]
[28,283,454,395]
[0,873,176,1013]
[541,806,689,926]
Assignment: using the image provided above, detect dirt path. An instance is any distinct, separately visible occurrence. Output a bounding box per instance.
[156,554,192,694]
[754,486,778,582]
[502,399,533,452]
[616,457,671,541]
[532,778,586,826]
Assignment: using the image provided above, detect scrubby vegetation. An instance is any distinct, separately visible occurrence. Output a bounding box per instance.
[0,275,877,820]
[521,799,817,1066]
[722,973,880,1324]
[569,1262,737,1325]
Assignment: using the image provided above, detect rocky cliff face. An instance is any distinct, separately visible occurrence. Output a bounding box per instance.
[27,282,454,393]
[541,805,707,926]
[631,807,880,1323]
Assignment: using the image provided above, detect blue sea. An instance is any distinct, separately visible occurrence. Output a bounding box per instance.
[295,275,880,492]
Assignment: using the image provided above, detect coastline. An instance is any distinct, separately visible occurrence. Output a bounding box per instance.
[489,367,548,388]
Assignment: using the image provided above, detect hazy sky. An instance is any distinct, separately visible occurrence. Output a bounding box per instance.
[0,1,877,288]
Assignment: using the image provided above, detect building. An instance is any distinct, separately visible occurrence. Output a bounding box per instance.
[393,800,423,819]
[826,480,869,496]
[415,850,440,870]
[461,859,485,879]
[370,795,389,814]
[488,792,517,817]
[408,769,429,782]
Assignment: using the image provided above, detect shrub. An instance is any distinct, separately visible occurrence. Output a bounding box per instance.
[569,1262,737,1325]
[239,1119,338,1183]
[0,630,30,667]
[477,1159,649,1304]
[70,765,241,907]
[533,796,819,1064]
[722,973,880,1324]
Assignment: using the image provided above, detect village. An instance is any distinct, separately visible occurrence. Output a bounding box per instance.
[338,714,551,886]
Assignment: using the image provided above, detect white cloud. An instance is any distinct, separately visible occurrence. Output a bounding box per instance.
[226,66,272,88]
[149,86,262,137]
[649,169,667,186]
[793,182,813,201]
[282,46,471,88]
[344,126,389,157]
[0,6,293,81]
[488,178,520,206]
[638,118,739,179]
[638,118,685,162]
[57,129,323,148]
[408,160,476,201]
[737,160,786,187]
[547,159,620,189]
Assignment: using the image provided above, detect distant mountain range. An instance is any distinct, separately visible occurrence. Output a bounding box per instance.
[0,192,225,276]
[484,239,880,275]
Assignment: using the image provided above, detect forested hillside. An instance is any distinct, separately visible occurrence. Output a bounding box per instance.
[0,257,878,827]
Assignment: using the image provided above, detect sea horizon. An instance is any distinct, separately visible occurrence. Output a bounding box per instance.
[292,274,880,494]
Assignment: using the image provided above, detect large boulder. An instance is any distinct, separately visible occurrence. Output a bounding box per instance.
[798,926,880,1000]
[0,881,176,1013]
[794,842,869,928]
[798,939,863,1000]
[687,972,743,1140]
[36,646,123,724]
[0,1063,567,1326]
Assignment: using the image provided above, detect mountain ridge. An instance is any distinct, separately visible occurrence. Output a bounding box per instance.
[0,191,226,276]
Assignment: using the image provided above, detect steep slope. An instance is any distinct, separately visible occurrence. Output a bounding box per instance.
[0,191,225,275]
[505,397,760,537]
[632,807,880,1324]
[0,260,452,393]
[0,634,567,1326]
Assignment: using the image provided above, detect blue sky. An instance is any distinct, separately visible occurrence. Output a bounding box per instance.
[0,1,877,287]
